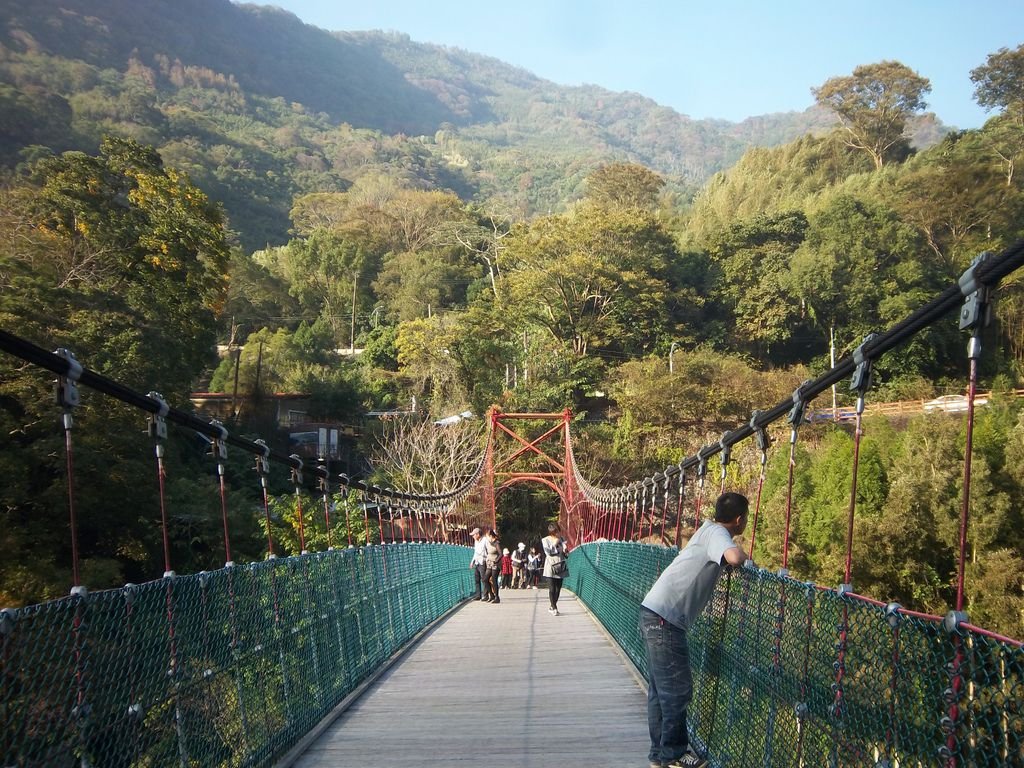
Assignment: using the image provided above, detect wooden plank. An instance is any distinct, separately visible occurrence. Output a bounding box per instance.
[289,587,652,768]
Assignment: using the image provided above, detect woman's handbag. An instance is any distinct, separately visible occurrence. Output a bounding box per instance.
[551,558,569,578]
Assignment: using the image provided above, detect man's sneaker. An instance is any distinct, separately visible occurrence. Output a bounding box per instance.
[665,754,707,768]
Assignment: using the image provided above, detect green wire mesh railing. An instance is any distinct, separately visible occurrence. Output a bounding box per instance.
[1,544,471,767]
[567,542,1024,767]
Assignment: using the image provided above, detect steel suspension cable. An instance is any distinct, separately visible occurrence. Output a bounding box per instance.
[55,349,82,588]
[143,392,187,764]
[58,346,90,768]
[288,456,307,553]
[794,585,816,764]
[674,468,686,547]
[832,337,875,764]
[718,436,731,495]
[147,393,173,575]
[375,493,386,544]
[843,336,876,587]
[339,477,353,547]
[640,482,650,540]
[362,496,371,546]
[254,440,274,558]
[747,414,771,559]
[781,385,809,572]
[944,254,992,767]
[208,422,233,565]
[318,468,333,550]
[659,475,670,545]
[631,486,640,541]
[63,415,80,583]
[693,456,708,525]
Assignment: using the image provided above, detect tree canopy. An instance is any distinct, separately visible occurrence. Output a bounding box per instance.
[813,60,931,168]
[971,44,1024,121]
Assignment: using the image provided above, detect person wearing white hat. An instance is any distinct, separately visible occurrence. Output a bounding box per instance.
[511,542,526,588]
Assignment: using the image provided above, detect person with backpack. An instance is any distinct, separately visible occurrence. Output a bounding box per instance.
[541,522,569,615]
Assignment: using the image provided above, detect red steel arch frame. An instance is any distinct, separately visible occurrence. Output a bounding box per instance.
[485,408,580,543]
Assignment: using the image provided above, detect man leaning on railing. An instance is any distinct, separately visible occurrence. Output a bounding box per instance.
[639,492,750,768]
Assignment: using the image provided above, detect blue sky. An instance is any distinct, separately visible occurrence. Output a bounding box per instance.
[256,0,1023,129]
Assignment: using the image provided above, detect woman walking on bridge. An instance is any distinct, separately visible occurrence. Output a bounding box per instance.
[542,522,569,615]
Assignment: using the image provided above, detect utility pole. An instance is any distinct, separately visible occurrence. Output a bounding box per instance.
[523,330,529,383]
[230,346,241,419]
[350,274,357,355]
[830,325,838,417]
[253,341,264,397]
[669,341,678,374]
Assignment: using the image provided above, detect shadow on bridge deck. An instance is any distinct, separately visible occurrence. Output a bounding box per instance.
[283,587,651,768]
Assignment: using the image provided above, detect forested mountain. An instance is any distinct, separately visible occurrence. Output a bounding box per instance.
[0,0,942,247]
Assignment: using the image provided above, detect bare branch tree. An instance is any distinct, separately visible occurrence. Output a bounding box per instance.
[371,416,487,537]
[449,209,515,298]
[0,187,120,290]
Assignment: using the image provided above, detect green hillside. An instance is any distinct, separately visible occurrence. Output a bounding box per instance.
[0,0,859,247]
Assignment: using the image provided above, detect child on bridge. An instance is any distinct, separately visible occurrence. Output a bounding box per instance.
[526,546,541,588]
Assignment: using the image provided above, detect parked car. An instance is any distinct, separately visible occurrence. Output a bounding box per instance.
[922,394,989,413]
[806,407,857,423]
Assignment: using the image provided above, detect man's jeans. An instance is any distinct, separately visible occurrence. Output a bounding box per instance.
[473,563,488,598]
[640,607,693,764]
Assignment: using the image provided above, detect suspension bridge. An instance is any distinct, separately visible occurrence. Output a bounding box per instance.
[2,243,1024,767]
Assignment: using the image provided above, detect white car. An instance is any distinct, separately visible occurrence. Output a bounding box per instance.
[922,394,988,413]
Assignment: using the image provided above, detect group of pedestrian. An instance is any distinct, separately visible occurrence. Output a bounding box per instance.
[469,527,503,603]
[502,541,542,589]
[468,522,568,613]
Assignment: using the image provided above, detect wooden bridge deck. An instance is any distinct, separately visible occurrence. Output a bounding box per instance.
[284,586,651,768]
